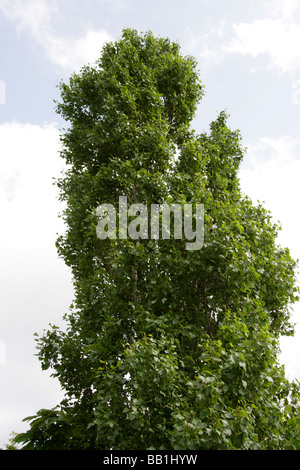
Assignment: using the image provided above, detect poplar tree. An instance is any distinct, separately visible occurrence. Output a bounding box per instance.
[16,28,300,450]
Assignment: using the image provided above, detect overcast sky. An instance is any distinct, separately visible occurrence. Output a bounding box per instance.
[1,0,300,448]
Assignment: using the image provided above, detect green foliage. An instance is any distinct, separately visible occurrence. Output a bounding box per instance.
[1,432,19,450]
[15,28,300,450]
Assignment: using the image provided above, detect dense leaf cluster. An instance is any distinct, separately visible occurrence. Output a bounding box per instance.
[15,29,300,450]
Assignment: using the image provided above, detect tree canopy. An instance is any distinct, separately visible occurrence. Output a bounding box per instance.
[15,28,300,450]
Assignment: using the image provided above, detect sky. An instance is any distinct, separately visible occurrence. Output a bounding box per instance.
[1,0,300,447]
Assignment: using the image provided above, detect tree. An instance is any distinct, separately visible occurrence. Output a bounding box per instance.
[15,28,300,450]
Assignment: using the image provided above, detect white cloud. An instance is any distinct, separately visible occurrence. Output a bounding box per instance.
[184,22,228,67]
[46,29,113,72]
[0,0,55,38]
[184,1,300,73]
[0,121,67,253]
[264,0,300,18]
[226,19,300,73]
[0,0,113,72]
[0,121,73,447]
[239,135,300,379]
[225,1,300,74]
[240,135,300,248]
